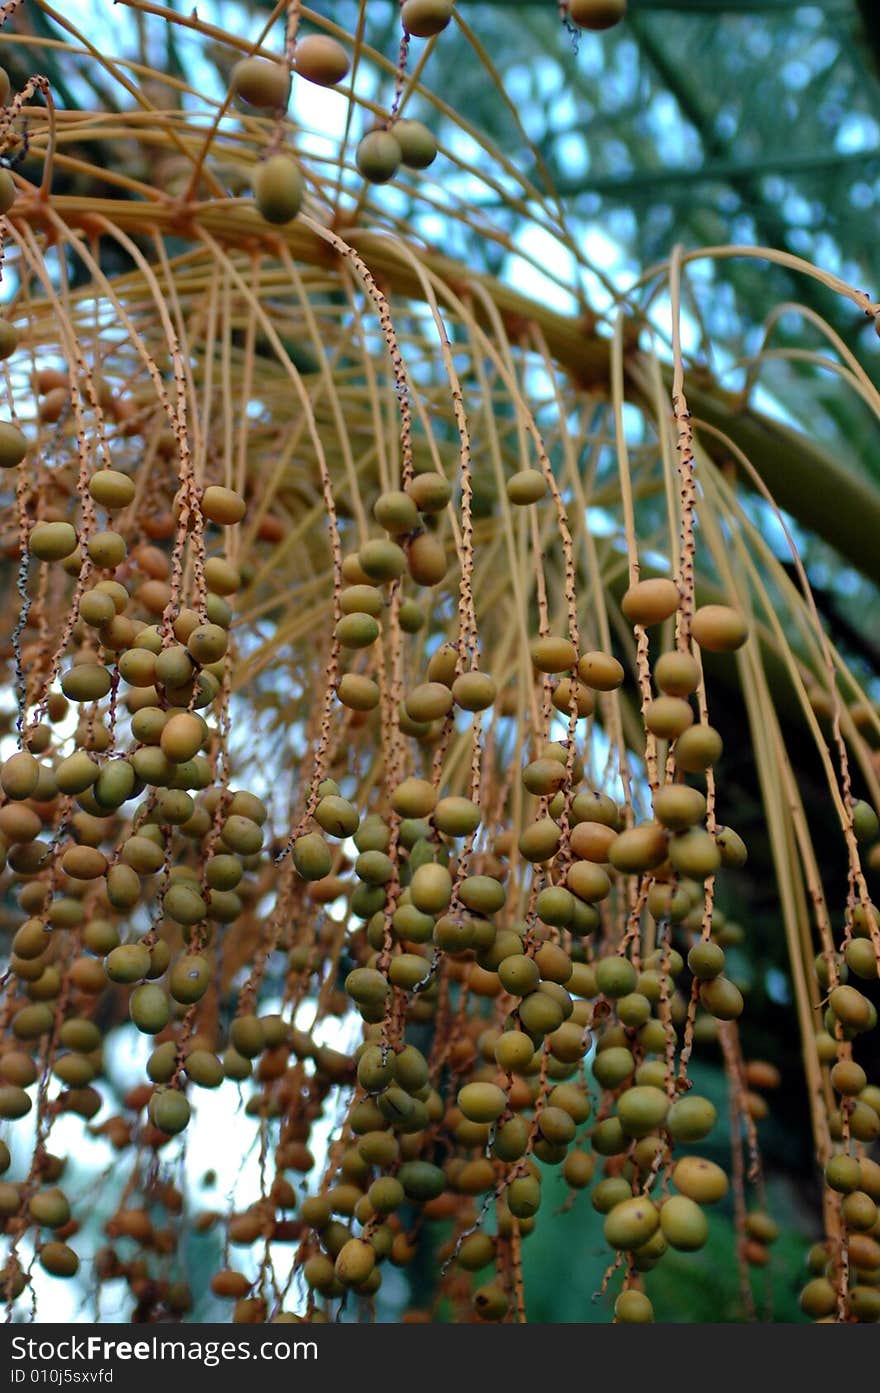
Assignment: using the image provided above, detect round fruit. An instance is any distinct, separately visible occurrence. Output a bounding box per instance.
[615,1290,653,1323]
[568,0,627,31]
[402,0,454,38]
[671,1155,729,1204]
[356,130,401,184]
[691,604,748,653]
[604,1197,659,1251]
[232,57,290,109]
[295,35,349,86]
[253,154,304,225]
[660,1195,709,1250]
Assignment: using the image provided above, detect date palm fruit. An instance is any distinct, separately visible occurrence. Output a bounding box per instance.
[451,670,496,711]
[690,604,748,652]
[644,696,694,739]
[30,522,78,561]
[608,823,668,873]
[853,800,880,843]
[149,1088,191,1134]
[394,120,438,170]
[507,468,547,504]
[0,170,15,214]
[654,649,700,696]
[667,1094,717,1142]
[653,784,706,831]
[621,578,679,627]
[0,420,27,468]
[577,651,624,690]
[671,1155,729,1204]
[617,1085,669,1137]
[39,1242,79,1278]
[294,35,349,86]
[660,1195,709,1250]
[89,469,135,508]
[1,751,40,800]
[699,975,744,1020]
[604,1196,659,1250]
[675,723,723,773]
[357,130,402,184]
[402,0,454,38]
[253,154,304,225]
[231,57,290,109]
[0,318,19,358]
[615,1289,654,1322]
[531,636,577,673]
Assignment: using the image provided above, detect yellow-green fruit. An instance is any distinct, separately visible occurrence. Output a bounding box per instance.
[595,956,638,998]
[675,723,723,773]
[359,538,407,581]
[0,420,27,469]
[315,795,359,838]
[170,955,211,1004]
[498,953,540,996]
[592,1047,635,1089]
[669,828,721,879]
[149,1088,191,1135]
[356,130,401,184]
[653,783,706,831]
[604,1196,659,1251]
[130,984,171,1035]
[373,490,420,534]
[410,862,452,913]
[615,1290,654,1323]
[59,753,101,803]
[292,833,332,881]
[87,530,127,567]
[201,485,246,526]
[1,751,40,800]
[691,604,748,653]
[799,1277,836,1319]
[518,817,561,863]
[617,1085,669,1138]
[433,795,481,837]
[61,663,112,703]
[337,674,380,710]
[335,1237,376,1287]
[506,468,546,504]
[829,984,872,1031]
[335,613,379,649]
[530,636,577,674]
[644,696,694,740]
[457,1082,507,1123]
[187,623,228,665]
[405,682,454,721]
[391,777,436,818]
[451,670,496,711]
[660,1194,709,1250]
[551,678,595,718]
[30,522,78,562]
[688,941,725,980]
[231,57,290,109]
[88,469,135,509]
[105,943,150,984]
[406,471,451,513]
[473,1283,509,1322]
[667,1094,717,1142]
[494,1030,535,1072]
